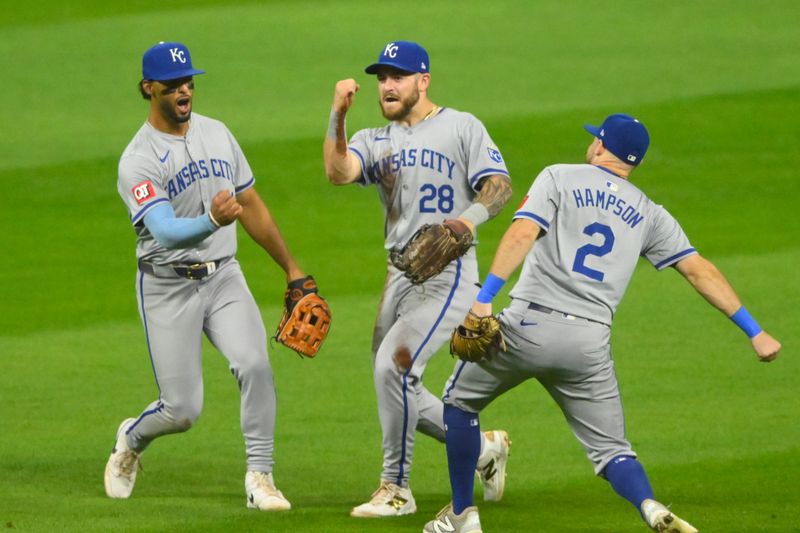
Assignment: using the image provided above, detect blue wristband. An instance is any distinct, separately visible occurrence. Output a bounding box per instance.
[731,306,762,339]
[476,273,505,304]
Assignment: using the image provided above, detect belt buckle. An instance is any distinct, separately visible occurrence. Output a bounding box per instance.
[186,261,217,280]
[186,263,206,280]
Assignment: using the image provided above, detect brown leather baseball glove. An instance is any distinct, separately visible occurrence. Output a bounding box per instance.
[450,311,506,362]
[274,275,332,358]
[389,220,473,285]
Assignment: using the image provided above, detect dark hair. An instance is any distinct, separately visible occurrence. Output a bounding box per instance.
[138,79,151,100]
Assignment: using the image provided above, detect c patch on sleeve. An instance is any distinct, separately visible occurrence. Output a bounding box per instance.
[487,147,504,163]
[132,180,156,205]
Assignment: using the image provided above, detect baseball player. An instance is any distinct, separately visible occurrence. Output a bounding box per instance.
[106,41,312,511]
[323,41,514,517]
[427,114,782,533]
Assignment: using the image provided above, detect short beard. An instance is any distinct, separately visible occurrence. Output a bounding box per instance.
[380,87,420,121]
[159,99,191,125]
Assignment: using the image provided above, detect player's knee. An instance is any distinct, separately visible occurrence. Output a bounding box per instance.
[172,408,201,431]
[392,345,413,372]
[231,354,273,384]
[165,400,203,431]
[375,347,411,383]
[173,417,194,432]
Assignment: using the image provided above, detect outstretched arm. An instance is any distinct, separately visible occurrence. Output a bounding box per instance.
[674,254,781,362]
[323,78,363,185]
[236,187,305,282]
[471,218,541,316]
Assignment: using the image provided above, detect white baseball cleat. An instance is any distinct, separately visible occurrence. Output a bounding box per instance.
[350,479,417,517]
[476,430,510,501]
[423,503,482,533]
[641,499,699,532]
[104,418,142,498]
[245,471,291,511]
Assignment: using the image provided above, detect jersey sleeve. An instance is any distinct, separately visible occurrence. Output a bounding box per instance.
[226,127,255,193]
[642,204,697,270]
[347,128,376,185]
[512,167,558,231]
[461,114,509,191]
[118,154,170,226]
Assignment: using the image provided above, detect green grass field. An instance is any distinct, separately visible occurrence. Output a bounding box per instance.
[1,1,798,531]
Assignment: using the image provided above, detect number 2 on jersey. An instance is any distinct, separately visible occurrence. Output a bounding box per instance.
[572,222,615,281]
[419,184,454,213]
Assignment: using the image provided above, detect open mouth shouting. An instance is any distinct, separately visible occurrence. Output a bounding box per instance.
[176,95,192,117]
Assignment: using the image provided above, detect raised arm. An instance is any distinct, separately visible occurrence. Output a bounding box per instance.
[674,253,781,362]
[323,78,363,185]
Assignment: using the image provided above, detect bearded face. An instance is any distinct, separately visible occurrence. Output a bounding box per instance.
[379,82,420,121]
[376,70,422,122]
[152,77,195,125]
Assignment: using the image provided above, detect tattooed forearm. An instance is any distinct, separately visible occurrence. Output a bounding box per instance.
[476,175,512,217]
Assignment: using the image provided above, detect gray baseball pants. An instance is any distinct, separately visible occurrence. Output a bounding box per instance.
[372,252,479,487]
[443,297,636,474]
[125,258,277,473]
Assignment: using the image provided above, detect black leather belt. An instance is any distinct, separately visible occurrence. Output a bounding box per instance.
[527,301,605,325]
[527,302,559,314]
[138,259,223,280]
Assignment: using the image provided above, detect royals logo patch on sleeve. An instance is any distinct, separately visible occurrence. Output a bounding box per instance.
[132,180,156,205]
[487,147,503,163]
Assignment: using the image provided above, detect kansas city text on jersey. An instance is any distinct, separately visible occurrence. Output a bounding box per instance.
[166,158,234,199]
[367,148,456,181]
[571,187,645,228]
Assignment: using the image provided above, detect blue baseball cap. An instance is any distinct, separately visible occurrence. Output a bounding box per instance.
[365,41,430,74]
[142,41,205,81]
[584,114,650,165]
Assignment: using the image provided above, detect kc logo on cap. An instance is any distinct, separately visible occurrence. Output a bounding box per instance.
[365,40,430,74]
[168,47,187,64]
[383,43,400,58]
[142,41,206,82]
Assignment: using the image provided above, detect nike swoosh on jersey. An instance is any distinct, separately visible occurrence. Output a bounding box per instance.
[519,319,538,327]
[373,136,390,141]
[159,150,170,163]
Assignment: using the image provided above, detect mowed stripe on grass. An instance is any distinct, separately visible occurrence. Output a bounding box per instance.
[1,248,797,531]
[1,1,797,530]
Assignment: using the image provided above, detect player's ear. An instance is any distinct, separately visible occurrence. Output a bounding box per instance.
[418,73,431,91]
[140,79,154,100]
[595,139,607,156]
[586,138,602,163]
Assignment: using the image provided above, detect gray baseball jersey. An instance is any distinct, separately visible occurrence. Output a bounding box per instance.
[444,163,696,475]
[510,164,696,324]
[115,114,277,473]
[348,107,509,486]
[348,108,509,248]
[118,113,253,264]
